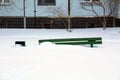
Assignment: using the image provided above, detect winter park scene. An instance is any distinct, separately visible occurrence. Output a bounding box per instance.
[0,0,120,80]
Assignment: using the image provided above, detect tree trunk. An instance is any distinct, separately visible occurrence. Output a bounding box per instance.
[67,0,71,32]
[67,16,71,32]
[103,17,106,30]
[113,18,116,27]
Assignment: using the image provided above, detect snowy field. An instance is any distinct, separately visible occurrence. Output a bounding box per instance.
[0,28,120,80]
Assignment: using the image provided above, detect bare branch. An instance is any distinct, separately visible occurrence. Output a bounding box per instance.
[91,4,99,17]
[80,0,120,30]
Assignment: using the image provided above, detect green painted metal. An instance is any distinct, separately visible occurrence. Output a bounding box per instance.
[38,37,102,48]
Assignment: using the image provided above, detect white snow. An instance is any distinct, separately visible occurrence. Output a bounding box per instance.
[0,28,120,80]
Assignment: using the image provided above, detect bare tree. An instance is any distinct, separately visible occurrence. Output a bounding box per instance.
[0,0,25,14]
[48,6,68,29]
[80,0,120,30]
[0,0,28,28]
[47,0,72,32]
[0,0,18,28]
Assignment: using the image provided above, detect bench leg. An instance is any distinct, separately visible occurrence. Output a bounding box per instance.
[90,44,93,48]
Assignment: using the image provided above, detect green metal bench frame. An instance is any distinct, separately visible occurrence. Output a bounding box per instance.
[38,37,102,48]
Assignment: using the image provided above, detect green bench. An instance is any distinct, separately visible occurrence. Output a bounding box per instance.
[38,37,102,48]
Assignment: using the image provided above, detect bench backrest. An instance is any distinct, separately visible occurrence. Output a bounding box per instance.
[39,37,102,44]
[38,37,102,47]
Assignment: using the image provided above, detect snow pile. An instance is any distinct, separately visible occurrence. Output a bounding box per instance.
[0,28,120,80]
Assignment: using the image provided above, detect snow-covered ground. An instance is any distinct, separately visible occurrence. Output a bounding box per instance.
[0,28,120,80]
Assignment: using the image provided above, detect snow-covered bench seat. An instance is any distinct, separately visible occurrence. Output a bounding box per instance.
[38,37,102,48]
